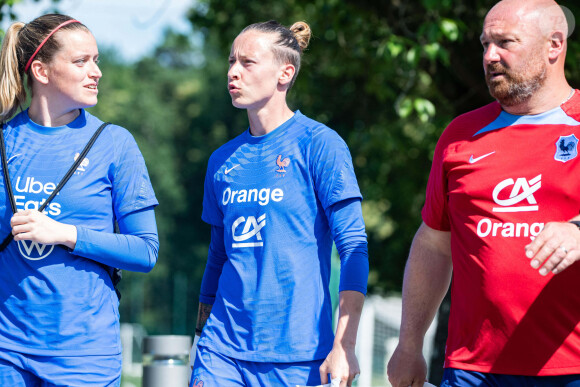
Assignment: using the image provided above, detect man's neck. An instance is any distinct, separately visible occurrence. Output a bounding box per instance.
[501,82,573,116]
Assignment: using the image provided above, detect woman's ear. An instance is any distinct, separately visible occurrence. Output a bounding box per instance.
[278,63,296,86]
[29,61,50,85]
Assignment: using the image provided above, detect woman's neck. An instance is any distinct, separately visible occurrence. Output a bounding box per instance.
[247,104,294,137]
[28,100,80,127]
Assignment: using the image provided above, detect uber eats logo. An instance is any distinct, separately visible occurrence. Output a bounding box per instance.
[14,176,61,260]
[15,177,61,216]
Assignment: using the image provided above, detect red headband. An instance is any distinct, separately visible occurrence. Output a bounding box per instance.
[24,19,81,72]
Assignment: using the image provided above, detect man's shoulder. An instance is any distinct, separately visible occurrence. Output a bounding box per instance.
[447,101,502,132]
[436,102,502,145]
[561,90,580,120]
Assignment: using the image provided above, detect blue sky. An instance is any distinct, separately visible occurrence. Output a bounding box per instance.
[2,0,194,62]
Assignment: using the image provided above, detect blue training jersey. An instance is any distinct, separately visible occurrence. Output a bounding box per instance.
[0,109,158,356]
[199,111,362,362]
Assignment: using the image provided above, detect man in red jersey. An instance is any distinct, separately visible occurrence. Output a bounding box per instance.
[387,0,580,386]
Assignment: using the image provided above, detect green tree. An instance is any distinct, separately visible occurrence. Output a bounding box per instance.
[2,0,580,383]
[185,0,580,382]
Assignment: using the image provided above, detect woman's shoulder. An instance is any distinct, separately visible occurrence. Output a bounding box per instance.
[5,109,31,129]
[83,111,135,142]
[294,111,341,138]
[206,129,248,164]
[293,111,347,151]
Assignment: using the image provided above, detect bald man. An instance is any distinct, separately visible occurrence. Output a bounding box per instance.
[387,1,580,386]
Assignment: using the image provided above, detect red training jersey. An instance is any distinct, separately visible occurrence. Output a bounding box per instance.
[422,91,580,376]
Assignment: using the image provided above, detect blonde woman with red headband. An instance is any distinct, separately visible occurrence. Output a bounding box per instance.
[0,14,159,386]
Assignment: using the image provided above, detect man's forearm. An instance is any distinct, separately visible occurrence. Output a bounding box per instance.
[399,223,452,349]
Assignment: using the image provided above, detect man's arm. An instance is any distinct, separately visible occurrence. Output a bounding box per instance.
[319,290,365,387]
[387,222,452,387]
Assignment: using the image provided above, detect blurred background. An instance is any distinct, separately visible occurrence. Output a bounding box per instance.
[1,0,579,385]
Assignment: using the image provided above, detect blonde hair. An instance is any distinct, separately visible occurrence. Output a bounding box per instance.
[0,22,27,121]
[240,20,312,90]
[0,14,88,121]
[290,21,311,51]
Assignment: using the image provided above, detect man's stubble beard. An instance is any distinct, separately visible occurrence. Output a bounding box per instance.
[486,58,547,106]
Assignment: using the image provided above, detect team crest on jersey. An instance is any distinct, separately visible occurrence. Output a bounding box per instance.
[276,155,290,176]
[554,134,578,162]
[17,240,54,260]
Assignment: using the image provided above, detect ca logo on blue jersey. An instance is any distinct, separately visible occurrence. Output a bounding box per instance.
[232,214,266,248]
[554,134,578,162]
[17,240,54,260]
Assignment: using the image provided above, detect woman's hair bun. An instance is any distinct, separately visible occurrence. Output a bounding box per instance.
[289,21,311,51]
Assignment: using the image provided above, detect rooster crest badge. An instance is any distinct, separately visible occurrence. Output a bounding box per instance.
[555,134,578,162]
[276,154,290,174]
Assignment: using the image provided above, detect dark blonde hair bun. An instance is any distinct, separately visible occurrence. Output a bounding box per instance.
[289,22,311,52]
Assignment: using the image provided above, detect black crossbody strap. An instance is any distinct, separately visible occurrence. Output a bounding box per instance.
[0,124,17,215]
[0,122,110,252]
[38,122,110,212]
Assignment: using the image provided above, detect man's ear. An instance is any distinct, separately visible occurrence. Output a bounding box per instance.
[29,61,50,85]
[547,30,566,61]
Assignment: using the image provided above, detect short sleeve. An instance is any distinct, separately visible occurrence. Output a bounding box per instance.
[111,127,158,218]
[421,131,451,231]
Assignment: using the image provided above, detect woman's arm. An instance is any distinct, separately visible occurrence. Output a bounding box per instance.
[72,206,159,272]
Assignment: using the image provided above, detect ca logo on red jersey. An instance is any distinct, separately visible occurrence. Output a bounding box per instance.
[492,174,541,213]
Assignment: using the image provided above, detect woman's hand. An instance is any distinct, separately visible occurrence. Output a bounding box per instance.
[11,209,77,249]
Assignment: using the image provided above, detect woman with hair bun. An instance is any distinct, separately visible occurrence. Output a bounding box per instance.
[190,20,368,387]
[0,14,159,386]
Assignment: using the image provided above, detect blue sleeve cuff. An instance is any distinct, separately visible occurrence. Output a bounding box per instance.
[325,198,369,295]
[338,245,369,295]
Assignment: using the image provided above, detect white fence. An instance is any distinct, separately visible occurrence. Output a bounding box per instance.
[354,295,438,387]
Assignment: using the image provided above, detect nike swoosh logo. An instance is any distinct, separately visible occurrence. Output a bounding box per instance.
[7,154,21,163]
[224,164,240,174]
[469,151,495,164]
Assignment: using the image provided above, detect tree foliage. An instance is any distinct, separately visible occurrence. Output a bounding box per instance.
[187,0,580,295]
[1,0,580,380]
